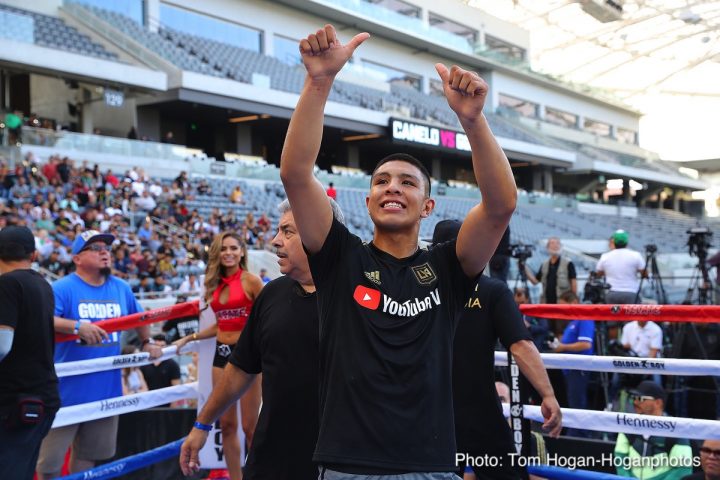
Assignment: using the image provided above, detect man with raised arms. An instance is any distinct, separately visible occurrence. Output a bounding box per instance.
[280,24,517,478]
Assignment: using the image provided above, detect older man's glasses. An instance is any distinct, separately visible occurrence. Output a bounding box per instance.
[631,395,656,402]
[700,447,720,457]
[82,243,112,253]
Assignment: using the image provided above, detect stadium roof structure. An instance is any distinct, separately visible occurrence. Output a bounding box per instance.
[466,0,720,100]
[467,0,720,161]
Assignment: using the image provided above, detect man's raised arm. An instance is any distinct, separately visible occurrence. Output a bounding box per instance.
[434,64,517,277]
[280,25,369,253]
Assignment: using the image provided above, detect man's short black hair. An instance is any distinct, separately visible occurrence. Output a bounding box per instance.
[372,153,431,197]
[0,248,33,262]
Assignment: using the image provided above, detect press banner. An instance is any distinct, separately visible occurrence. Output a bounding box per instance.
[52,383,198,428]
[503,404,720,440]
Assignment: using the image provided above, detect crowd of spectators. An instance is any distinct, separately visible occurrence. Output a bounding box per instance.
[0,152,275,297]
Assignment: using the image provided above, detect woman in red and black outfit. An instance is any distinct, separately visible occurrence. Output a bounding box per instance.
[175,231,263,480]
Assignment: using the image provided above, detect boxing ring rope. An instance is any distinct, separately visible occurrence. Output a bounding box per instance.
[501,404,720,440]
[50,301,719,479]
[519,303,720,322]
[494,352,720,376]
[58,439,185,480]
[55,343,199,378]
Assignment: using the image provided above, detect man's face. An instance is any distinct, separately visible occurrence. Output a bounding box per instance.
[74,240,112,273]
[700,440,720,477]
[366,160,434,232]
[514,290,528,305]
[272,211,310,281]
[547,238,561,255]
[632,395,662,416]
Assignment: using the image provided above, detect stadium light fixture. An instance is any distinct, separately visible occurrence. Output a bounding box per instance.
[342,133,382,142]
[228,114,271,123]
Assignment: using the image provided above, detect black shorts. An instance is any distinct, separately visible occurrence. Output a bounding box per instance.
[212,342,236,369]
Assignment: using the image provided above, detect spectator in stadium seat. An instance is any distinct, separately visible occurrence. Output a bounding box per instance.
[614,380,693,480]
[140,335,180,407]
[683,439,720,480]
[36,230,162,479]
[596,229,646,304]
[161,131,176,144]
[0,226,59,480]
[120,345,148,395]
[153,274,172,298]
[229,185,244,204]
[180,198,343,480]
[428,220,561,480]
[174,231,264,480]
[257,212,271,233]
[525,237,577,305]
[179,273,202,294]
[326,181,337,200]
[135,190,156,212]
[279,24,515,478]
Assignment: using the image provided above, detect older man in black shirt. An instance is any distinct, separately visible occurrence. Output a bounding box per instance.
[180,199,344,479]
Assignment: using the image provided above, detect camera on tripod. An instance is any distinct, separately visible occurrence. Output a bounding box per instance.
[686,227,712,259]
[509,243,533,261]
[584,271,611,304]
[645,244,657,254]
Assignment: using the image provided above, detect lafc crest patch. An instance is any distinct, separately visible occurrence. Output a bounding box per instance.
[411,263,437,286]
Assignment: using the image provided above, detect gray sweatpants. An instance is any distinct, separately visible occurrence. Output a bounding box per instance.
[319,468,459,480]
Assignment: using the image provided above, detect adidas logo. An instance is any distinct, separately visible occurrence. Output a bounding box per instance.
[364,271,381,285]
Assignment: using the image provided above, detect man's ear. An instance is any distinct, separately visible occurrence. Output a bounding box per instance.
[420,198,435,218]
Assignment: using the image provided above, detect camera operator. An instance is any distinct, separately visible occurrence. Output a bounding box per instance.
[525,237,577,304]
[596,230,646,304]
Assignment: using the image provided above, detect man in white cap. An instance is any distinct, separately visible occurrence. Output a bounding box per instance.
[36,230,162,479]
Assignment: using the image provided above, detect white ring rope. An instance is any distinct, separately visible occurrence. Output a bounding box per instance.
[502,404,720,441]
[55,342,201,378]
[495,352,720,376]
[52,382,199,429]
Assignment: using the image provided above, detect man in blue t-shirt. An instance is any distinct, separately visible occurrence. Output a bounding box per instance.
[553,291,595,437]
[36,230,162,479]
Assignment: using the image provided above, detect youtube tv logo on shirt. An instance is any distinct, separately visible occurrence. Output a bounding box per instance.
[353,285,381,310]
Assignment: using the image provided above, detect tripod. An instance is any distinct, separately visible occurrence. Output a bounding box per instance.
[514,256,532,300]
[672,240,719,416]
[683,258,713,305]
[635,246,668,304]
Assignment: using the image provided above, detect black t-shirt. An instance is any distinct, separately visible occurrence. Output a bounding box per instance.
[0,269,59,409]
[162,317,199,343]
[536,258,576,304]
[229,275,319,480]
[140,359,181,391]
[453,276,532,460]
[308,218,473,472]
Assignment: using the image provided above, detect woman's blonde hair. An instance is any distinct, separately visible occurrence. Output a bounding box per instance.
[202,231,248,308]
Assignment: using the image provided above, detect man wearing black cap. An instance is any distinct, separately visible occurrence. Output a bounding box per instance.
[0,226,58,480]
[614,380,694,480]
[36,230,161,479]
[430,220,562,479]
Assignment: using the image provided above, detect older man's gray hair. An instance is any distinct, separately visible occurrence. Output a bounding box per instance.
[278,197,345,225]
